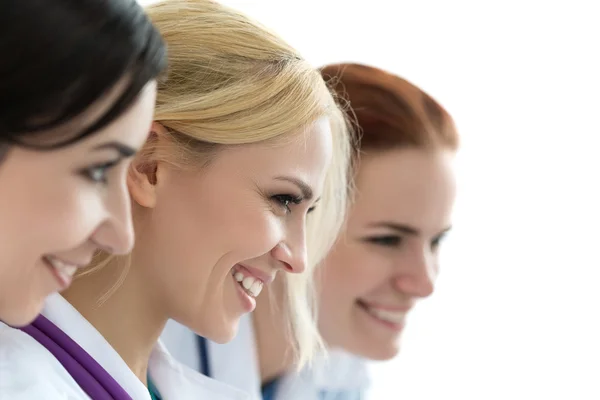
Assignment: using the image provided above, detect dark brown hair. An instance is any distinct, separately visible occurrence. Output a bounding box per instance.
[321,63,459,154]
[0,0,167,156]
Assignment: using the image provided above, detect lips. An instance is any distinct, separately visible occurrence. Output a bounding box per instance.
[357,300,411,325]
[235,263,275,285]
[43,255,84,289]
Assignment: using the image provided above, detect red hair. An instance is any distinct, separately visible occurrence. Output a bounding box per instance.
[321,63,459,153]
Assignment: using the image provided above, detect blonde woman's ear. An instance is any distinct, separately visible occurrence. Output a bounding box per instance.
[127,157,157,209]
[126,124,168,209]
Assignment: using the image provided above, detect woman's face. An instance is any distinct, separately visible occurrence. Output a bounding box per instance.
[0,82,157,326]
[128,118,333,343]
[317,148,456,360]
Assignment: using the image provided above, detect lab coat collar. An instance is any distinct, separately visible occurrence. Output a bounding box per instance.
[150,341,249,400]
[42,293,150,399]
[43,294,249,400]
[275,350,370,400]
[206,314,370,399]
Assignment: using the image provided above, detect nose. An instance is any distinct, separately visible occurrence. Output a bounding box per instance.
[393,248,436,298]
[90,180,135,255]
[270,227,308,274]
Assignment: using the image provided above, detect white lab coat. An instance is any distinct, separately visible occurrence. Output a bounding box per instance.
[160,314,371,400]
[0,293,249,400]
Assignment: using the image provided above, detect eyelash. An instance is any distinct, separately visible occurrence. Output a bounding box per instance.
[366,235,402,247]
[366,233,448,250]
[79,161,119,184]
[272,194,303,214]
[431,233,447,250]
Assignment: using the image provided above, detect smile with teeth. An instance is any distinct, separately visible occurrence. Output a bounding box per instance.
[44,256,79,284]
[361,303,407,324]
[232,270,264,298]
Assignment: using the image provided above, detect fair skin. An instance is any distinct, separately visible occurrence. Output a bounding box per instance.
[0,82,157,327]
[317,148,456,360]
[255,147,456,380]
[63,117,333,384]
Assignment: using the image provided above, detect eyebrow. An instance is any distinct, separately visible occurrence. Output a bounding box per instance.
[92,141,137,158]
[368,222,452,237]
[274,176,314,201]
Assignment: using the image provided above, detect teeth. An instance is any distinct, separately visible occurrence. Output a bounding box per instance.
[242,276,253,290]
[47,257,78,278]
[365,307,406,324]
[232,270,264,298]
[248,280,263,297]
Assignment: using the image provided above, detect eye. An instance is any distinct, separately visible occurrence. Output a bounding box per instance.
[431,232,448,251]
[79,161,118,184]
[365,235,402,247]
[272,194,303,214]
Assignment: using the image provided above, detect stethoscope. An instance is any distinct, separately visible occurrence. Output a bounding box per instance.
[197,335,212,377]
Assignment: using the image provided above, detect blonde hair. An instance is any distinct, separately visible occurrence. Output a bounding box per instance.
[86,0,352,368]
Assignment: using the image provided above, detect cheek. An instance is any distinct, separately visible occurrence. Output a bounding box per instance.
[321,242,385,306]
[149,189,217,272]
[0,151,111,284]
[226,207,283,261]
[50,188,108,244]
[25,179,105,252]
[152,185,282,272]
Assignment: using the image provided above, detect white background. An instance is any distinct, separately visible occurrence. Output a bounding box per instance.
[140,1,600,398]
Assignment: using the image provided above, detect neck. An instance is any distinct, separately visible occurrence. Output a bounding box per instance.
[253,279,296,384]
[62,255,167,385]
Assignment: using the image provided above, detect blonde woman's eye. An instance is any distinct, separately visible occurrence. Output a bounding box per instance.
[272,194,303,213]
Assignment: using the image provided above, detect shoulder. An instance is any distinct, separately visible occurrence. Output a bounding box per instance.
[268,355,369,400]
[309,351,370,393]
[0,323,89,399]
[323,351,369,382]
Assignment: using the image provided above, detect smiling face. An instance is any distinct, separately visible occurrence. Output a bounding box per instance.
[0,82,156,326]
[317,148,456,360]
[128,118,333,343]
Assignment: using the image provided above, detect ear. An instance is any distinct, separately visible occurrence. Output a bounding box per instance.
[127,122,169,209]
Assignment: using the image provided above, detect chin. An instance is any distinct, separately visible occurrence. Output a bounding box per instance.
[350,339,402,361]
[200,317,240,344]
[365,344,401,361]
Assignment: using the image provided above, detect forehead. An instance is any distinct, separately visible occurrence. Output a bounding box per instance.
[62,82,157,154]
[264,117,332,156]
[351,148,456,229]
[214,117,333,174]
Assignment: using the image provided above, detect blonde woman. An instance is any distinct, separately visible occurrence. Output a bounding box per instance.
[0,1,352,399]
[162,63,459,400]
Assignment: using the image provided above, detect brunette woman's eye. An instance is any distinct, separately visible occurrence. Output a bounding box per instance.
[79,160,119,184]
